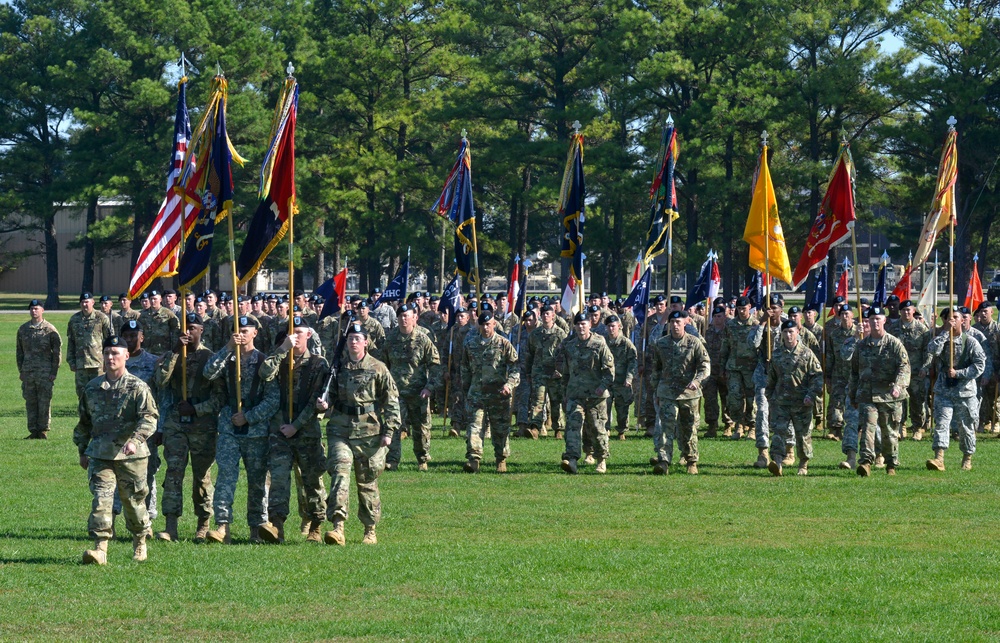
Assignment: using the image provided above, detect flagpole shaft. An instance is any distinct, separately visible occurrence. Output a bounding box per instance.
[666,215,673,297]
[443,327,454,428]
[288,205,295,422]
[181,294,188,402]
[764,179,771,361]
[516,259,526,350]
[949,218,955,369]
[850,229,862,324]
[227,210,242,413]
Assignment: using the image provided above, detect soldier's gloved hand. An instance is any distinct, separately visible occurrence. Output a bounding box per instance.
[178,400,196,417]
[280,423,298,438]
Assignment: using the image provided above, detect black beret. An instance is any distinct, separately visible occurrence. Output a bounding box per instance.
[292,315,311,328]
[522,309,536,319]
[238,316,259,329]
[653,295,667,304]
[121,319,142,333]
[976,301,994,311]
[712,306,726,315]
[345,322,368,337]
[804,303,820,312]
[787,306,802,315]
[478,312,494,325]
[80,292,94,301]
[862,306,885,318]
[99,295,112,303]
[768,293,784,305]
[860,297,870,305]
[780,319,797,331]
[900,299,915,308]
[540,305,554,313]
[28,299,43,308]
[103,335,124,349]
[481,302,494,312]
[587,305,601,314]
[398,303,418,314]
[573,312,588,324]
[668,310,688,320]
[886,294,900,303]
[371,287,382,295]
[118,293,129,300]
[838,304,852,314]
[669,295,683,304]
[958,306,971,315]
[185,313,203,327]
[606,315,621,325]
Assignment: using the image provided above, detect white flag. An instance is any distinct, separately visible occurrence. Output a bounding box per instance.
[917,266,937,322]
[561,275,579,314]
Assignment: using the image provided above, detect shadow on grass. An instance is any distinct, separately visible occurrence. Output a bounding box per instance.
[0,529,92,542]
[0,555,78,565]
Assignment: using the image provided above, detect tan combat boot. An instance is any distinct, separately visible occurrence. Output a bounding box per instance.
[912,427,925,441]
[300,517,311,536]
[838,450,857,470]
[560,459,578,474]
[722,424,734,438]
[875,454,886,469]
[767,460,782,477]
[258,518,284,544]
[797,458,809,476]
[686,462,698,475]
[323,520,345,546]
[194,517,211,543]
[206,523,231,544]
[82,538,109,565]
[496,459,507,473]
[595,459,607,474]
[857,462,871,477]
[900,426,908,440]
[132,532,147,562]
[306,519,323,543]
[362,526,377,545]
[417,462,429,472]
[583,454,595,466]
[448,428,460,438]
[926,449,946,471]
[554,430,564,440]
[155,515,179,542]
[617,430,626,441]
[747,427,756,442]
[528,427,540,440]
[782,445,795,466]
[961,454,972,471]
[753,448,769,469]
[539,426,549,437]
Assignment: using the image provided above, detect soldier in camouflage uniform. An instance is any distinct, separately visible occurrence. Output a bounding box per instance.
[703,306,732,438]
[835,318,863,470]
[116,294,141,335]
[119,319,162,521]
[98,295,119,332]
[203,316,280,544]
[849,307,910,476]
[315,322,400,545]
[891,300,932,440]
[638,295,668,437]
[650,311,710,475]
[67,292,113,398]
[587,305,608,338]
[445,308,472,438]
[924,308,987,471]
[138,290,180,356]
[721,296,759,442]
[256,319,329,544]
[748,294,787,469]
[526,305,569,439]
[381,303,442,471]
[973,301,1000,432]
[370,288,399,330]
[17,299,62,440]
[825,304,858,441]
[74,336,158,564]
[604,315,637,440]
[513,309,538,437]
[557,313,615,474]
[353,299,386,356]
[461,312,520,472]
[154,314,224,543]
[765,321,824,476]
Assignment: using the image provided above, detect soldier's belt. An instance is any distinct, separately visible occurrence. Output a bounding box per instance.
[334,401,375,416]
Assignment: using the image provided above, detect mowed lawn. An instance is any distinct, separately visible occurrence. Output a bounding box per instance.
[1,311,1000,641]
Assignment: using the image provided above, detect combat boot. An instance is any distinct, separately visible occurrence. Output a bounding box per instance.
[705,424,718,439]
[644,426,655,438]
[686,462,698,475]
[875,454,885,469]
[306,519,323,543]
[767,460,782,477]
[731,425,743,440]
[900,426,908,439]
[249,526,264,544]
[448,428,460,438]
[82,538,108,565]
[155,515,179,542]
[926,449,946,471]
[539,426,549,437]
[514,424,528,438]
[194,517,211,543]
[617,431,626,441]
[583,454,595,465]
[132,532,147,562]
[747,427,756,442]
[206,523,231,544]
[652,460,669,475]
[463,459,480,473]
[362,526,377,545]
[496,459,507,473]
[722,424,734,438]
[753,448,769,469]
[258,518,284,544]
[528,427,540,440]
[595,459,607,474]
[782,444,795,466]
[961,454,973,471]
[912,427,925,441]
[554,430,563,440]
[797,459,809,476]
[384,461,399,472]
[857,462,871,477]
[838,450,857,470]
[417,462,429,472]
[560,458,578,474]
[324,520,345,546]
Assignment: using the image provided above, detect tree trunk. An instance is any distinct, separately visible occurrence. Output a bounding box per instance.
[721,133,735,297]
[44,213,59,309]
[316,219,326,285]
[82,196,97,292]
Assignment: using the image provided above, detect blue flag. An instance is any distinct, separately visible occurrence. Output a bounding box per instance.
[745,270,764,310]
[380,260,409,305]
[808,264,827,310]
[438,273,462,328]
[559,134,586,280]
[686,256,713,309]
[873,257,888,306]
[623,266,652,329]
[432,139,477,283]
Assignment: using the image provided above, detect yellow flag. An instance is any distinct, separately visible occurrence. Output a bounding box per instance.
[743,145,792,285]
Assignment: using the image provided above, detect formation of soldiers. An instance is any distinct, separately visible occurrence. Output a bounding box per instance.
[15,285,1000,563]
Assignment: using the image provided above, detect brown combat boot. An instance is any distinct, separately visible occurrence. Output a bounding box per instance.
[384,461,399,472]
[560,459,578,474]
[747,427,756,442]
[82,538,109,565]
[194,517,211,543]
[926,449,946,471]
[753,448,769,469]
[306,519,323,543]
[155,515,179,542]
[132,533,147,562]
[258,518,284,544]
[554,430,563,440]
[417,462,428,472]
[528,427,540,440]
[722,424,734,438]
[362,526,377,545]
[496,459,507,473]
[583,454,595,466]
[782,445,795,466]
[797,459,809,476]
[463,459,480,473]
[875,454,886,469]
[900,426,908,439]
[595,459,607,474]
[961,454,972,471]
[686,462,698,475]
[838,450,857,470]
[617,431,626,441]
[767,460,782,477]
[206,523,231,544]
[324,520,345,546]
[912,428,925,441]
[448,428,460,438]
[857,463,871,477]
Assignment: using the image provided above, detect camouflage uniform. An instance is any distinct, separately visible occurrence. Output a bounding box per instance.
[557,332,614,463]
[703,324,731,432]
[604,332,637,436]
[973,319,1000,430]
[849,333,910,469]
[315,315,341,358]
[16,318,61,438]
[651,331,710,465]
[554,314,571,334]
[766,341,824,466]
[324,353,400,528]
[462,331,520,463]
[155,345,224,521]
[894,319,931,431]
[638,316,666,433]
[115,308,141,335]
[721,316,759,431]
[138,306,180,356]
[619,309,637,340]
[925,333,986,456]
[360,316,386,355]
[825,321,858,434]
[123,348,163,520]
[835,333,862,457]
[381,326,442,466]
[73,372,158,540]
[67,310,112,397]
[526,324,569,434]
[750,321,782,451]
[447,324,472,434]
[204,347,279,528]
[370,302,397,330]
[418,309,440,332]
[259,349,329,524]
[514,326,534,427]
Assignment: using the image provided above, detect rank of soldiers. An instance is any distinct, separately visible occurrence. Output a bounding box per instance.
[16,285,1000,565]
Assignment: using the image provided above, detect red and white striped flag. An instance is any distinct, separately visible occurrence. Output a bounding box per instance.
[128,79,201,298]
[630,252,643,289]
[506,255,520,315]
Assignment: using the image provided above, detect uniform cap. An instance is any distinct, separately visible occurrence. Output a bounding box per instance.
[900,299,915,308]
[346,322,367,336]
[573,312,588,324]
[140,293,150,300]
[669,295,683,304]
[28,299,43,308]
[653,295,667,304]
[606,314,621,325]
[587,305,601,314]
[185,313,203,327]
[780,319,797,331]
[478,312,494,325]
[804,303,820,313]
[667,310,688,320]
[122,319,142,333]
[398,303,418,314]
[862,306,885,318]
[80,292,94,301]
[540,305,554,314]
[976,301,994,312]
[522,309,537,319]
[735,296,751,307]
[149,290,161,297]
[768,293,784,305]
[238,316,259,329]
[886,294,900,303]
[712,306,726,315]
[99,295,112,303]
[103,335,124,349]
[292,315,310,328]
[787,306,802,315]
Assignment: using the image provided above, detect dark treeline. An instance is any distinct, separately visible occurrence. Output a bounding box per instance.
[2,0,998,307]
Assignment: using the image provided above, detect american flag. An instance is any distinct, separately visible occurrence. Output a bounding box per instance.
[128,79,201,298]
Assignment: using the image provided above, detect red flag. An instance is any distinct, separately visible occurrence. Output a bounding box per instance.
[829,266,849,317]
[966,258,985,312]
[891,263,912,301]
[791,147,856,289]
[506,257,520,315]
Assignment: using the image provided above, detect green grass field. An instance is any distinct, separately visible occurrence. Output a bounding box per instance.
[2,311,1000,641]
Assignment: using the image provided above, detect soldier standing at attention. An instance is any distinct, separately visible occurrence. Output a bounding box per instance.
[138,289,180,356]
[74,336,158,565]
[557,312,615,474]
[650,311,711,475]
[202,316,279,544]
[461,311,520,473]
[315,322,400,545]
[381,303,442,472]
[526,305,569,440]
[849,307,910,476]
[604,315,637,441]
[154,314,224,543]
[257,318,330,544]
[17,299,62,440]
[67,292,113,399]
[721,296,759,442]
[765,321,824,476]
[703,305,732,438]
[924,307,986,471]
